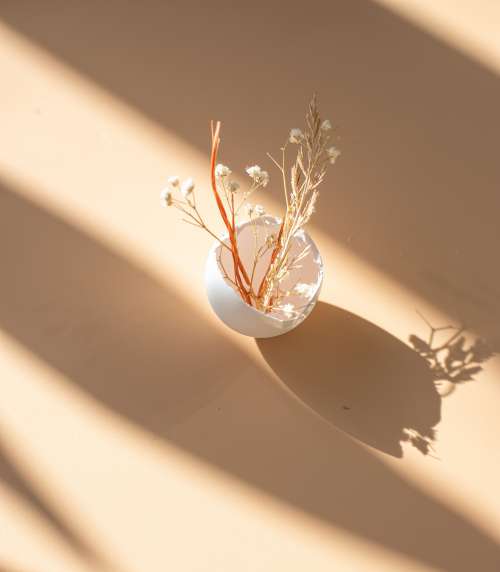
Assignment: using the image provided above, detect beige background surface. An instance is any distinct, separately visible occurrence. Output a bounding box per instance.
[0,1,499,571]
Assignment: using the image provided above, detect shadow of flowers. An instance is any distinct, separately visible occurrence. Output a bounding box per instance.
[409,313,496,398]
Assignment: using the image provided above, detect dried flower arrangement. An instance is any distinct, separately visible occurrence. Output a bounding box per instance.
[160,95,340,327]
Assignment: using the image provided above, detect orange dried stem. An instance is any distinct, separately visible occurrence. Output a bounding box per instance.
[210,122,252,305]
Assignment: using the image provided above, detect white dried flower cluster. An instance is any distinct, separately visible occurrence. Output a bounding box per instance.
[289,128,304,144]
[181,178,195,198]
[321,119,332,131]
[294,282,316,298]
[215,163,241,194]
[326,146,341,164]
[167,176,180,187]
[246,165,269,187]
[160,175,195,206]
[215,163,231,178]
[247,203,265,217]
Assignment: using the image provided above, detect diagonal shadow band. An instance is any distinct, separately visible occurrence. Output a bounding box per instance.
[0,182,499,570]
[0,438,109,570]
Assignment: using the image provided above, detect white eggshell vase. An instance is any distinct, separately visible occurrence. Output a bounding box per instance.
[205,216,323,338]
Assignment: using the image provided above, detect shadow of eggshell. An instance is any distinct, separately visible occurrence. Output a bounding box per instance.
[257,302,441,456]
[205,216,323,338]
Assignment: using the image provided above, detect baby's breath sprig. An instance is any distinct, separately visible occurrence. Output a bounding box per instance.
[160,176,232,253]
